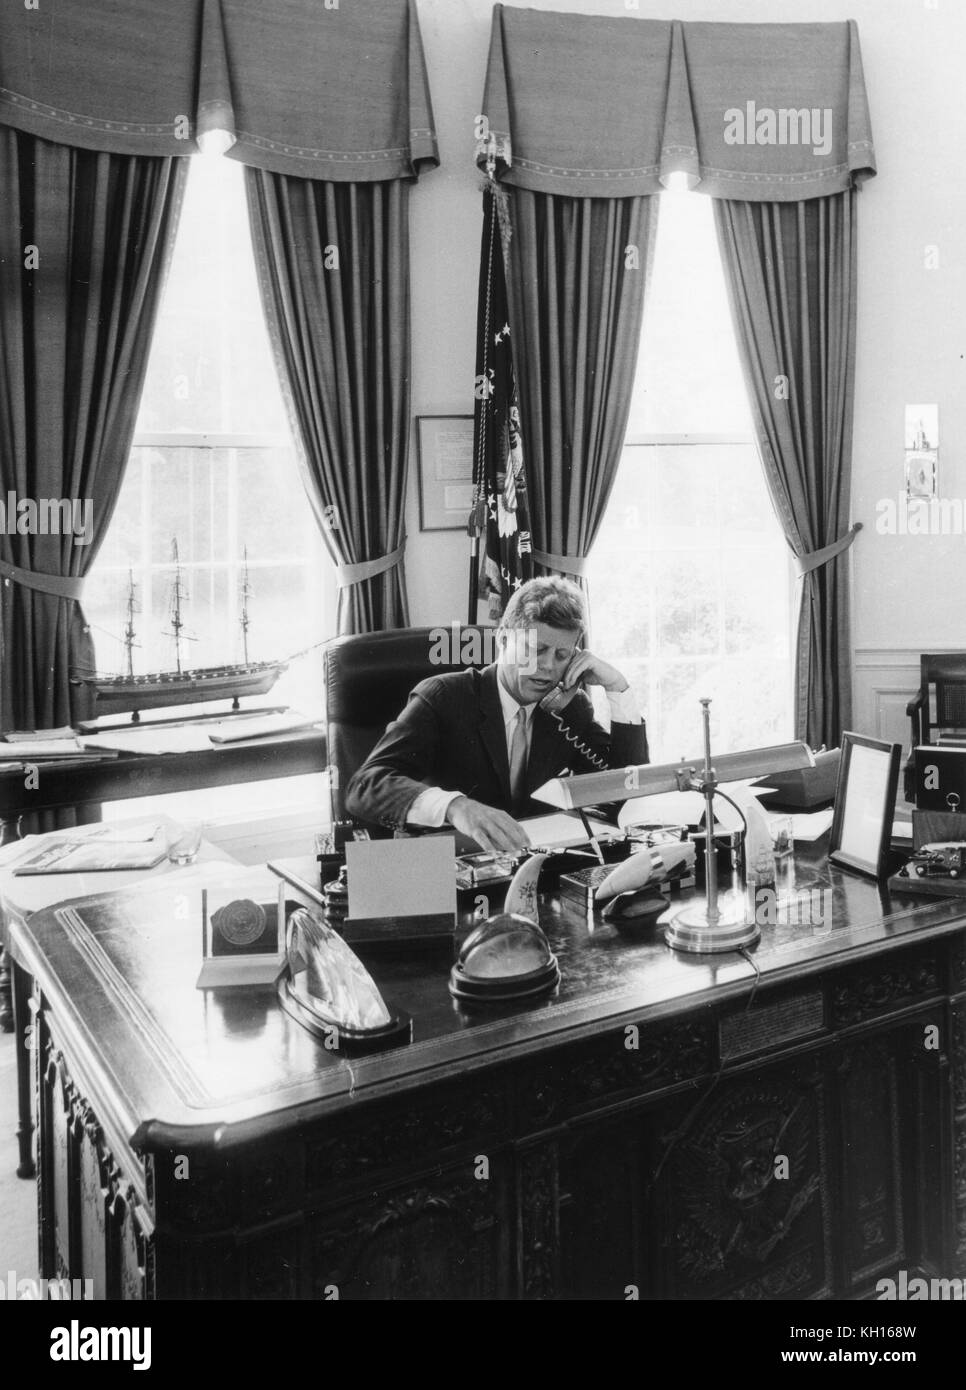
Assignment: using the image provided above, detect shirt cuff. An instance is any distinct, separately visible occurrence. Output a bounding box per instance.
[606,687,642,724]
[407,786,463,827]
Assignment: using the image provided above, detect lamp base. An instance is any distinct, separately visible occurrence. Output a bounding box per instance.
[664,894,760,954]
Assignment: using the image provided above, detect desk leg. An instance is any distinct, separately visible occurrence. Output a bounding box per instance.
[0,815,23,846]
[12,960,35,1178]
[0,948,11,1033]
[0,815,23,1031]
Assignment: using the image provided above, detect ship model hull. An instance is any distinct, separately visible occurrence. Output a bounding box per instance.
[74,543,290,717]
[72,660,287,716]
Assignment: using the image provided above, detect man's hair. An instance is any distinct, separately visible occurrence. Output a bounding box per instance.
[498,576,586,635]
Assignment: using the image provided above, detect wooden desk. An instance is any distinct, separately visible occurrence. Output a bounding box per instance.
[8,845,966,1300]
[0,828,238,1177]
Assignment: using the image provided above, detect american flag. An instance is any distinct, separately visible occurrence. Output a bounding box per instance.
[468,185,532,623]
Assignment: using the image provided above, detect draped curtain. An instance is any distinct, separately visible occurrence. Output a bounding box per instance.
[714,195,859,745]
[246,173,412,634]
[477,6,875,743]
[0,129,186,784]
[503,190,657,585]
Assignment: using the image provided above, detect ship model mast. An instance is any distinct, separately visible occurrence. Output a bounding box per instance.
[162,539,196,676]
[240,547,253,667]
[123,569,141,680]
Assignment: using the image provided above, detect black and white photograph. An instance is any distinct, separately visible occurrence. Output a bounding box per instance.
[0,0,963,1353]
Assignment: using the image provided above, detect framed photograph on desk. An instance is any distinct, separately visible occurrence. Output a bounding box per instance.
[417,415,475,530]
[828,732,901,879]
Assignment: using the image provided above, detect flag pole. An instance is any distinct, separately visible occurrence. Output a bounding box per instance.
[468,177,497,625]
[467,511,481,626]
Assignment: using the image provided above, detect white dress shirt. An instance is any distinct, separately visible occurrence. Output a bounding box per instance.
[406,671,641,828]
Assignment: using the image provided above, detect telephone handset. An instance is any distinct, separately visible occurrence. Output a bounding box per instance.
[538,672,586,716]
[537,656,608,771]
[537,651,588,715]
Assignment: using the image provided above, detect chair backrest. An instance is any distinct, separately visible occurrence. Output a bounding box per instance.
[919,653,966,742]
[323,625,495,824]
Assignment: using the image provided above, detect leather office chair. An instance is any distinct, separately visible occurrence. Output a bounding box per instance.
[905,653,966,800]
[323,625,493,828]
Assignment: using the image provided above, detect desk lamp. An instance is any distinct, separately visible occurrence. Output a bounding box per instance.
[531,698,815,954]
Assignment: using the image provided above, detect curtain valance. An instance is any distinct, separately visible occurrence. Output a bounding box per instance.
[478,6,875,201]
[0,0,438,181]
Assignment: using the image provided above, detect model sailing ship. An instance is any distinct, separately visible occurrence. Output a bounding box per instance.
[70,541,287,717]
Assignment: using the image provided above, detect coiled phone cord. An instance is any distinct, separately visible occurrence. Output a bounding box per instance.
[546,708,610,772]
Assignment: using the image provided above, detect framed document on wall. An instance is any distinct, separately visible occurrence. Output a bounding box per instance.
[417,415,475,530]
[828,732,901,879]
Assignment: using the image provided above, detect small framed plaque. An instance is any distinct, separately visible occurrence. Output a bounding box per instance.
[196,870,288,989]
[828,732,901,880]
[417,415,475,531]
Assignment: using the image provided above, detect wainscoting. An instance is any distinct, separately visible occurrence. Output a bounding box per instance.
[852,648,937,751]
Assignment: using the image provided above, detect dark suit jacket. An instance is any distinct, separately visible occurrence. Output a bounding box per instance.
[345,663,649,831]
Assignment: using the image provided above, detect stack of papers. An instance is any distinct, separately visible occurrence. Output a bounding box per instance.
[81,726,214,755]
[519,813,616,849]
[760,807,835,842]
[616,785,836,844]
[1,727,118,767]
[79,711,320,756]
[206,711,320,743]
[618,789,750,833]
[12,822,168,874]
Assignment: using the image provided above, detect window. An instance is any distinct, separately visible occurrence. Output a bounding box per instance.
[85,154,332,716]
[85,154,332,819]
[587,190,794,762]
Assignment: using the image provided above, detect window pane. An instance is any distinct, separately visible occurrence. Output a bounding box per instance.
[134,156,289,437]
[654,551,720,658]
[626,191,753,438]
[589,438,791,762]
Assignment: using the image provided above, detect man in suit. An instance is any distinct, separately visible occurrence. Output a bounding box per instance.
[345,577,648,853]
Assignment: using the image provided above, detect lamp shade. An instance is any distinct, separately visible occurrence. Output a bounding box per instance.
[532,742,815,811]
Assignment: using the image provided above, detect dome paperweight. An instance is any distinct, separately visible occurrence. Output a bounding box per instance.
[449,912,560,1002]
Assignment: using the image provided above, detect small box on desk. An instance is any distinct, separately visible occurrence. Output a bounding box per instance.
[558,863,614,911]
[911,746,966,811]
[754,749,840,810]
[558,858,692,915]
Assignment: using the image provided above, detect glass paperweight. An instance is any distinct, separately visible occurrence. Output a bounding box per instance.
[449,913,560,1003]
[277,907,411,1052]
[770,813,795,859]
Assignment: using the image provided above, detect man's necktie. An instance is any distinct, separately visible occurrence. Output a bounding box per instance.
[508,706,529,806]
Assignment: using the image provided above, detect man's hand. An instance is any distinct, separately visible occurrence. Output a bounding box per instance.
[445,796,530,854]
[561,649,629,694]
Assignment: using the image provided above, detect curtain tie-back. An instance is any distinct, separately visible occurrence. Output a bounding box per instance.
[335,539,407,590]
[531,549,588,580]
[0,559,85,600]
[795,523,862,577]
